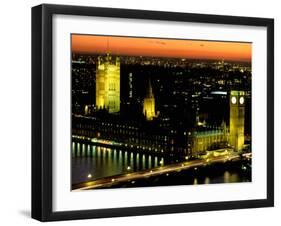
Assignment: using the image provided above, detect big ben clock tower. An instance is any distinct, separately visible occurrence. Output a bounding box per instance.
[229,90,245,152]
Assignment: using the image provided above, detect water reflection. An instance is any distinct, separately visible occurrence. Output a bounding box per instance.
[72,141,250,186]
[72,142,168,184]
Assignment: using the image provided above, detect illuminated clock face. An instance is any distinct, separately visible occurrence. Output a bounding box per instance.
[239,96,245,105]
[231,96,237,104]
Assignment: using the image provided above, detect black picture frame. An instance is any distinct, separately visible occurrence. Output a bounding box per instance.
[32,3,274,222]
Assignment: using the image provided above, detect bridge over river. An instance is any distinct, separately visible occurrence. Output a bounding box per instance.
[72,141,251,190]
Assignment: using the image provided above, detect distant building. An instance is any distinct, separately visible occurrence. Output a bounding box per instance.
[128,72,133,99]
[96,54,120,113]
[143,79,156,120]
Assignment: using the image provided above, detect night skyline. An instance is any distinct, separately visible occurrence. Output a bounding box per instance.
[71,35,252,190]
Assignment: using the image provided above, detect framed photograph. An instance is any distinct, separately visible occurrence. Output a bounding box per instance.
[32,4,274,221]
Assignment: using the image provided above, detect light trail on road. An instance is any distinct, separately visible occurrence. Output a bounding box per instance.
[72,151,247,190]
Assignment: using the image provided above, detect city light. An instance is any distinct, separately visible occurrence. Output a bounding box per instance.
[71,34,252,190]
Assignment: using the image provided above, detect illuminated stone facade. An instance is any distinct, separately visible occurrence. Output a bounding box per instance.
[96,54,120,113]
[188,122,229,155]
[189,90,245,155]
[229,90,245,151]
[143,79,156,120]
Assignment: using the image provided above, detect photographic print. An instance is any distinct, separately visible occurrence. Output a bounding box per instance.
[32,4,274,221]
[71,34,252,191]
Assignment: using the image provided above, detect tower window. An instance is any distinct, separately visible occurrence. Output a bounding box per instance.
[109,83,115,91]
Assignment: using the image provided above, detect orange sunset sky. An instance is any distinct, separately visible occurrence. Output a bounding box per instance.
[72,34,252,62]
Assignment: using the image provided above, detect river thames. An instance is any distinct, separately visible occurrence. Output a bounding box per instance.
[72,141,251,189]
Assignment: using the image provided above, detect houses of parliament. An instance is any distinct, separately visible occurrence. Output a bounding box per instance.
[72,54,247,158]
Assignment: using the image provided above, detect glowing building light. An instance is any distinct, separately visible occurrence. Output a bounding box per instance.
[211,91,227,95]
[229,90,245,152]
[143,79,156,120]
[96,53,120,113]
